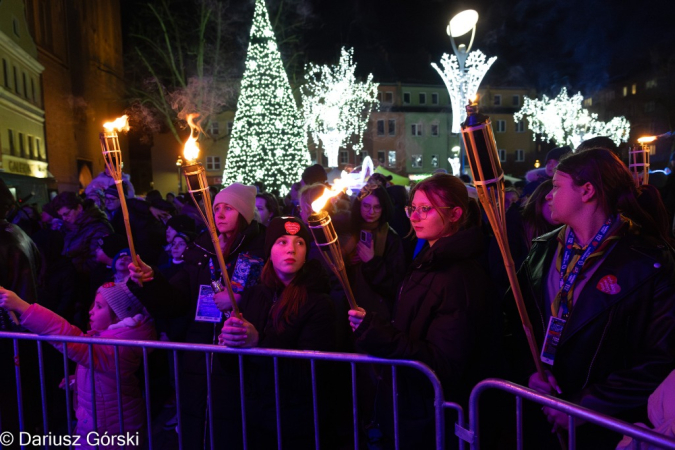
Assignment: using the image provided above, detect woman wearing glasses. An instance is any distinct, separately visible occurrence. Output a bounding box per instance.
[347,174,498,449]
[346,184,405,322]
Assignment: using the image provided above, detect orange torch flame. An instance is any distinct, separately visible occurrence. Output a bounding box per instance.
[183,113,201,162]
[103,115,129,132]
[637,136,657,144]
[311,177,350,212]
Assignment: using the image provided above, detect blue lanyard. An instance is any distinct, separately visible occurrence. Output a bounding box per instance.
[209,257,219,281]
[558,216,614,319]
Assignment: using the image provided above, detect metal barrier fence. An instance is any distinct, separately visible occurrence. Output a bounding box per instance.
[460,378,675,450]
[0,331,461,450]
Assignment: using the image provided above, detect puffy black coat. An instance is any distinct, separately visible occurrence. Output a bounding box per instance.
[62,206,112,275]
[353,226,499,448]
[507,226,675,437]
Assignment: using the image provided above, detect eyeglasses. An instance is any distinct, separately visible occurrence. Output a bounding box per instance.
[404,205,454,219]
[361,203,382,212]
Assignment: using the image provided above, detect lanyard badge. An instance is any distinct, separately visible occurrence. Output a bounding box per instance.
[209,257,225,294]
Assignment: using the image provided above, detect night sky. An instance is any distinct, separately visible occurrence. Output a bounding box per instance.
[122,0,675,95]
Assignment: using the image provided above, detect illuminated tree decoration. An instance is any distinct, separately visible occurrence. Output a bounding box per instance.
[514,87,631,149]
[302,48,379,168]
[432,50,497,133]
[222,0,310,196]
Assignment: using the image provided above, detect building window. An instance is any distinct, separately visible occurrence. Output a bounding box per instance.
[12,18,20,37]
[431,154,439,168]
[37,138,44,159]
[8,129,15,155]
[403,92,411,104]
[411,154,423,168]
[2,59,8,88]
[411,123,423,136]
[206,156,221,170]
[30,78,35,102]
[583,98,592,107]
[516,149,524,162]
[512,95,520,106]
[493,94,502,106]
[431,124,439,136]
[385,92,393,103]
[646,79,657,89]
[358,150,369,164]
[496,120,506,132]
[376,119,385,136]
[388,119,396,136]
[377,92,383,102]
[13,66,18,94]
[377,150,386,164]
[645,101,656,113]
[431,93,439,105]
[631,83,637,95]
[515,120,525,133]
[22,73,27,98]
[210,121,219,135]
[227,122,233,135]
[19,132,25,157]
[622,86,628,97]
[498,149,506,162]
[28,135,34,158]
[419,93,426,104]
[339,150,349,164]
[388,151,396,167]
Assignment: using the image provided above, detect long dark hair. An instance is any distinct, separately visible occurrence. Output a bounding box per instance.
[260,258,309,333]
[221,215,249,258]
[521,180,556,247]
[350,184,393,230]
[408,174,481,236]
[256,193,280,222]
[557,149,672,244]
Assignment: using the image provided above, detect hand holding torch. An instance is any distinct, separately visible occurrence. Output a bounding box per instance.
[99,115,142,286]
[460,98,547,380]
[180,114,240,317]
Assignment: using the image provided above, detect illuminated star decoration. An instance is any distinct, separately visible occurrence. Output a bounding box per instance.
[514,87,631,149]
[432,50,496,133]
[222,0,310,196]
[302,47,379,168]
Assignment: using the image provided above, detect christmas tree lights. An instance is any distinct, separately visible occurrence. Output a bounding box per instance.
[222,0,310,196]
[514,88,631,149]
[432,50,497,133]
[302,48,379,168]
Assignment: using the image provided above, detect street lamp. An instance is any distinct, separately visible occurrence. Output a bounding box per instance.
[432,9,496,174]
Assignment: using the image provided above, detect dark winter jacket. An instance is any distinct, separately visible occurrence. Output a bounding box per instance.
[235,259,336,448]
[110,198,167,266]
[62,206,112,275]
[507,225,675,426]
[347,225,406,322]
[353,226,499,448]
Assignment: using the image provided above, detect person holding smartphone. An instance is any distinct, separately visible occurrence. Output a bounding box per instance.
[347,184,406,322]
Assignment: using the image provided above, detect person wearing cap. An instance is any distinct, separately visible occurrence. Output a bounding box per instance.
[218,216,336,448]
[0,283,155,447]
[158,214,196,267]
[126,182,266,449]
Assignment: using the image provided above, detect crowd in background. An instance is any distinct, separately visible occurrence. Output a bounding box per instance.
[1,136,675,449]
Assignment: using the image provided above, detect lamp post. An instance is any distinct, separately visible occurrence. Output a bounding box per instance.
[432,9,496,174]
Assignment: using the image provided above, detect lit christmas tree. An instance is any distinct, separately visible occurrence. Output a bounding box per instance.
[222,0,310,196]
[302,47,379,168]
[514,87,631,149]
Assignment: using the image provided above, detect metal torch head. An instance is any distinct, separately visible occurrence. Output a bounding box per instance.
[628,144,650,187]
[460,102,504,186]
[181,162,213,228]
[307,210,336,247]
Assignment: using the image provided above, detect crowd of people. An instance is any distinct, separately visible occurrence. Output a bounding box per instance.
[1,139,675,449]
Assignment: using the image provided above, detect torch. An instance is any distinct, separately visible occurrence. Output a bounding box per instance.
[99,115,142,286]
[629,136,655,187]
[180,114,240,317]
[460,98,547,380]
[307,182,359,310]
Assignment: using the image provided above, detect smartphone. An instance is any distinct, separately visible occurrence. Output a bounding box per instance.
[360,230,373,246]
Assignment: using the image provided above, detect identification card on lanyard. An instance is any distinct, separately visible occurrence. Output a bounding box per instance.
[540,216,614,365]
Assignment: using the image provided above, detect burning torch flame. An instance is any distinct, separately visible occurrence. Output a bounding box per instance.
[470,94,479,104]
[103,115,129,132]
[638,136,657,144]
[311,177,350,213]
[183,113,201,162]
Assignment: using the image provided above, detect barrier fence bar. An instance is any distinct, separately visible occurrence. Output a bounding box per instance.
[172,349,183,450]
[114,345,124,438]
[37,340,49,446]
[143,347,153,450]
[238,354,248,450]
[351,362,359,450]
[14,338,25,450]
[273,356,282,450]
[310,359,320,450]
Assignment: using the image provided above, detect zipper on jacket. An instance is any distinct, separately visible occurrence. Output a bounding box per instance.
[581,308,614,390]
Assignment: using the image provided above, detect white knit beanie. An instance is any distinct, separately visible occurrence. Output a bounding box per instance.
[213,183,257,224]
[97,282,145,320]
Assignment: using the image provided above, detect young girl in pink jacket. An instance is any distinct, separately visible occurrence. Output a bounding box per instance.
[0,282,156,449]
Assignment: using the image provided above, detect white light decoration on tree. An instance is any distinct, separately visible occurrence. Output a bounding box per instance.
[222,0,310,196]
[514,87,631,149]
[302,47,379,168]
[432,50,497,133]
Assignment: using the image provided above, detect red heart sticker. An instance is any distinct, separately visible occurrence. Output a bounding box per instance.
[596,275,621,295]
[284,221,301,235]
